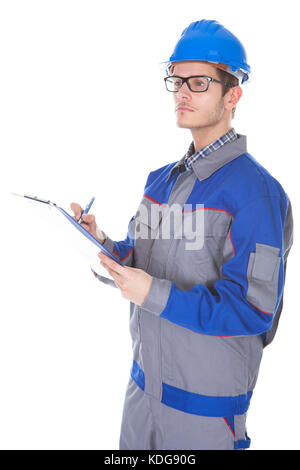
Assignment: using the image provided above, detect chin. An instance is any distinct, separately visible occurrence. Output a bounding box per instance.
[177,123,190,129]
[176,119,198,129]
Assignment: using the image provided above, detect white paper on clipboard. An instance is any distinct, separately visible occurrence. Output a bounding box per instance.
[10,193,122,279]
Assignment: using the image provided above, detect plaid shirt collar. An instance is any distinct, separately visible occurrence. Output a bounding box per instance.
[168,128,238,180]
[165,131,247,183]
[183,127,238,170]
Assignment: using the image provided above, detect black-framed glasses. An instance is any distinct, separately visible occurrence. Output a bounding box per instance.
[164,75,235,93]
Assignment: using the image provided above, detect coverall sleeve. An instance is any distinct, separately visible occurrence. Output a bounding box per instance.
[141,195,293,337]
[92,215,135,288]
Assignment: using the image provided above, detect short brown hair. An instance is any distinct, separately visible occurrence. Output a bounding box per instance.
[214,67,239,119]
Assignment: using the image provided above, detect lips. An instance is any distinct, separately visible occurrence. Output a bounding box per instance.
[176,106,194,112]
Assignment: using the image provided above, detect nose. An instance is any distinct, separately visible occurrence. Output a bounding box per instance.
[176,80,191,99]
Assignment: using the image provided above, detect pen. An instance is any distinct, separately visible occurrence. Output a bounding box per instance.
[77,197,95,224]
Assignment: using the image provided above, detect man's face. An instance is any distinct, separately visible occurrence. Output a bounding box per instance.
[170,61,226,130]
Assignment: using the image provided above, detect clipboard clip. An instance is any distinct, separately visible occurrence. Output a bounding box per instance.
[23,194,57,206]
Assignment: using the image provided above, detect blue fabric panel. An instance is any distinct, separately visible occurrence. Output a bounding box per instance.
[234,434,251,449]
[130,360,252,417]
[130,360,145,391]
[225,416,235,435]
[144,162,180,205]
[161,383,253,417]
[113,216,135,260]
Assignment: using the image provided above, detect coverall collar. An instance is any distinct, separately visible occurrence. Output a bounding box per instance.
[165,134,247,183]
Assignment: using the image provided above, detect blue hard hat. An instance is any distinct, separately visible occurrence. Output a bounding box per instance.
[161,20,251,84]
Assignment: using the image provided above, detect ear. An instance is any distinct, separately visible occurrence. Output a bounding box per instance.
[224,85,242,112]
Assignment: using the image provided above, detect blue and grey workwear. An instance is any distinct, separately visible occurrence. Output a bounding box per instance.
[92,133,293,450]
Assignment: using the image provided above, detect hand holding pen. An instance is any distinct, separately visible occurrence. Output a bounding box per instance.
[77,197,95,224]
[70,197,106,244]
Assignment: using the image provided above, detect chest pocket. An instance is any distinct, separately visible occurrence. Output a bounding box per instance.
[169,207,232,290]
[182,208,231,238]
[133,195,165,270]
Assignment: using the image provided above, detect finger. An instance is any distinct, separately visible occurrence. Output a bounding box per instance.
[81,213,96,224]
[101,260,122,277]
[80,222,90,231]
[70,202,83,220]
[102,263,122,287]
[98,252,111,262]
[98,253,124,274]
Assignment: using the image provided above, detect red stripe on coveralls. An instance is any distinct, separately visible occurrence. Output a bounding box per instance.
[246,299,273,315]
[223,418,235,437]
[143,194,167,207]
[112,247,134,261]
[182,206,233,218]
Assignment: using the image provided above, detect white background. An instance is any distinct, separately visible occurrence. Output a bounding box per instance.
[0,0,299,450]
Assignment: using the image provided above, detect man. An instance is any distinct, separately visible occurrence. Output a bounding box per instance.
[71,20,293,450]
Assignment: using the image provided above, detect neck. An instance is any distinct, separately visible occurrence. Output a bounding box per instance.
[191,121,232,153]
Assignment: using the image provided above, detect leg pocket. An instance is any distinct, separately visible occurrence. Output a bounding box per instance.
[160,405,234,450]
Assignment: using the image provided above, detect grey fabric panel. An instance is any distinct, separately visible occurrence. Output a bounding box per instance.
[133,171,196,273]
[168,235,225,291]
[283,199,294,258]
[263,199,294,346]
[129,303,142,366]
[263,266,285,347]
[191,134,247,182]
[159,402,235,450]
[119,377,157,450]
[164,209,231,292]
[246,242,281,313]
[101,233,114,253]
[160,321,259,397]
[141,276,172,317]
[94,273,117,288]
[247,335,264,390]
[233,414,248,447]
[251,243,280,281]
[133,195,164,270]
[134,198,164,230]
[119,378,246,450]
[140,312,162,399]
[222,223,235,265]
[165,134,247,183]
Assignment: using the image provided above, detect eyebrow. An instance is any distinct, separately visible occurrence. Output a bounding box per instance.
[170,74,219,80]
[171,74,212,77]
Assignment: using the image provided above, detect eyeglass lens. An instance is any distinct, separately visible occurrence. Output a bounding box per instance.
[165,76,209,92]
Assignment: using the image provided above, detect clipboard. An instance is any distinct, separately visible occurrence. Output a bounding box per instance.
[11,193,123,267]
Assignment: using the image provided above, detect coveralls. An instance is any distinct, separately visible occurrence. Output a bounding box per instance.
[93,133,293,450]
